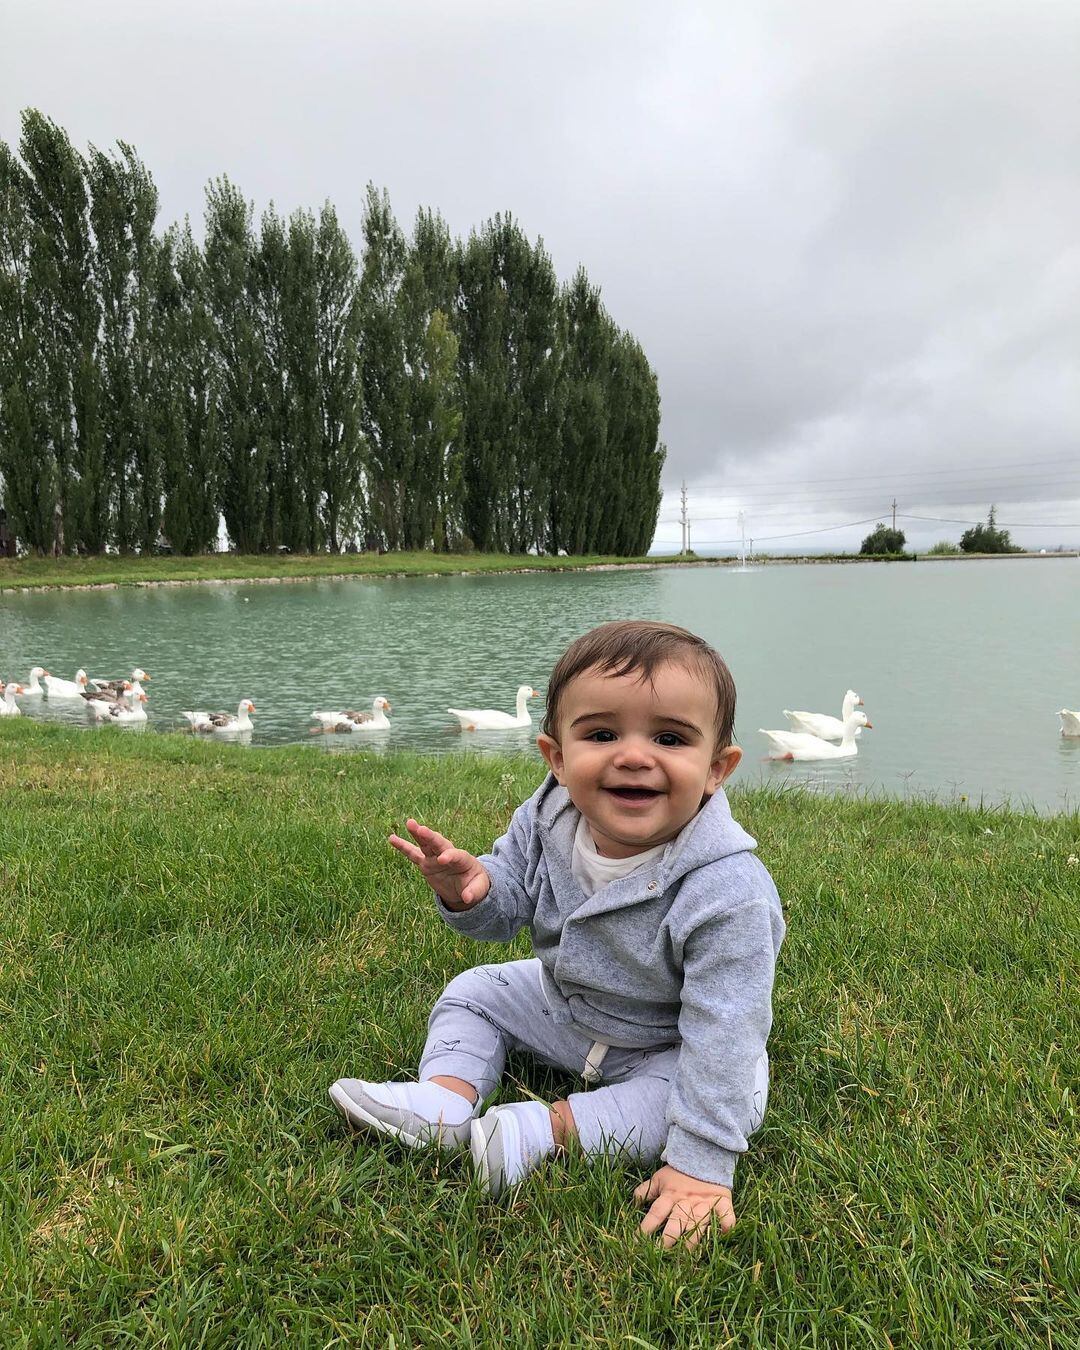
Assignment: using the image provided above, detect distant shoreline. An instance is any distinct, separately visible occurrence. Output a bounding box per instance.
[1,548,1076,593]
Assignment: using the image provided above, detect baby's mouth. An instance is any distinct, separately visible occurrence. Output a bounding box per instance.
[604,786,663,803]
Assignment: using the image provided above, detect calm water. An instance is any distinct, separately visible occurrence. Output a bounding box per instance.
[3,559,1079,812]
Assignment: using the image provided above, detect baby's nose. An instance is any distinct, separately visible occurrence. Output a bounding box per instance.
[613,737,656,768]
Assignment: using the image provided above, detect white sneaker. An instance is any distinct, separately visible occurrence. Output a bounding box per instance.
[329,1078,479,1151]
[470,1100,556,1197]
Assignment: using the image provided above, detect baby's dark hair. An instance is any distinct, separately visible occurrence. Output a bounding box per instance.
[541,620,736,749]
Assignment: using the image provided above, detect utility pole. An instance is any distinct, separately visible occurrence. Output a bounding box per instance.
[891,498,898,531]
[680,481,689,555]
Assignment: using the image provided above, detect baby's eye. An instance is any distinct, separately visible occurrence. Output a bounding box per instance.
[655,732,685,748]
[585,729,617,742]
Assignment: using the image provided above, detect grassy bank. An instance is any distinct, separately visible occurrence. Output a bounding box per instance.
[1,723,1076,1345]
[0,551,685,591]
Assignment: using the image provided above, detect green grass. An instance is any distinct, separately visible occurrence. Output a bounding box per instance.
[0,722,1076,1346]
[0,551,688,591]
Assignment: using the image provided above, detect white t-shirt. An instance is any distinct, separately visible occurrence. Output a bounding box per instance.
[570,815,668,898]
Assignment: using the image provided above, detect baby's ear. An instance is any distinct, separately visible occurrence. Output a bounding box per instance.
[707,744,742,794]
[537,733,565,782]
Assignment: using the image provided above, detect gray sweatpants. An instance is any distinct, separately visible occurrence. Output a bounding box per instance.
[419,958,767,1164]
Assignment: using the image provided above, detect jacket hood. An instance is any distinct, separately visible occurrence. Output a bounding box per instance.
[532,771,757,886]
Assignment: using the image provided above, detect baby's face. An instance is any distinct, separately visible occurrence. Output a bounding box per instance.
[537,661,741,858]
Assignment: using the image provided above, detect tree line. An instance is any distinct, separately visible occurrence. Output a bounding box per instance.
[0,110,664,557]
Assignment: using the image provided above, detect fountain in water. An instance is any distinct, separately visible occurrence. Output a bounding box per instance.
[732,511,755,571]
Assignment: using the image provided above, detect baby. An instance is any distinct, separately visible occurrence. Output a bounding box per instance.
[330,620,784,1248]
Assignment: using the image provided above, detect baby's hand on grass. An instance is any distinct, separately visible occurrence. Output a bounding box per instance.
[634,1165,736,1250]
[388,819,491,911]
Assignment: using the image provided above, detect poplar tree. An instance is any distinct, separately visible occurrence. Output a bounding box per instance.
[0,139,56,552]
[204,178,267,552]
[18,110,101,553]
[400,209,461,549]
[604,332,662,554]
[314,203,364,551]
[356,185,409,549]
[157,223,220,553]
[253,205,291,550]
[87,140,161,552]
[551,268,609,555]
[282,208,321,552]
[456,215,557,552]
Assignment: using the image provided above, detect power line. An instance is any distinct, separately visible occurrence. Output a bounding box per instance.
[662,452,1079,494]
[666,515,885,546]
[659,472,1080,509]
[900,512,1080,528]
[665,504,1080,527]
[657,489,1080,522]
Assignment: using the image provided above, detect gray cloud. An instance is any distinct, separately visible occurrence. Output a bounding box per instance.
[2,0,1077,551]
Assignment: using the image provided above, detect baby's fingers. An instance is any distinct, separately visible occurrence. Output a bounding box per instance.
[634,1175,662,1205]
[662,1206,709,1250]
[430,846,472,872]
[388,833,426,866]
[406,819,456,859]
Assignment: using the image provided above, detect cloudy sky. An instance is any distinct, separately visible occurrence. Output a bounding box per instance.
[3,0,1078,552]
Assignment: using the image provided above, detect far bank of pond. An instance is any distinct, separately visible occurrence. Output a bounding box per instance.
[2,548,1076,592]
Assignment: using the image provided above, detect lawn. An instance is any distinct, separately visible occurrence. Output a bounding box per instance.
[0,722,1076,1345]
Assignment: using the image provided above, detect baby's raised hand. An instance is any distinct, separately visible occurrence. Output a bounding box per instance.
[388,819,491,911]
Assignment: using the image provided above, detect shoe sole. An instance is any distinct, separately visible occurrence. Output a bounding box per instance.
[329,1082,442,1150]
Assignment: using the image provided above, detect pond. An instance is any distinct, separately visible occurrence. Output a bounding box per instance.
[3,558,1079,812]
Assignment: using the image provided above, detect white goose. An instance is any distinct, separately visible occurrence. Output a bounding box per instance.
[448,685,540,731]
[180,699,256,736]
[0,682,25,716]
[1059,710,1080,738]
[784,689,865,741]
[93,688,148,725]
[311,696,391,733]
[44,668,90,699]
[761,710,872,761]
[20,667,49,698]
[90,667,150,698]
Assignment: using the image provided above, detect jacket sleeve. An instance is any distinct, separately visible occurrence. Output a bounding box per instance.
[662,874,782,1189]
[435,795,538,943]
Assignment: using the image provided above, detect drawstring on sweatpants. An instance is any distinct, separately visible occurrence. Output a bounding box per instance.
[581,1040,610,1085]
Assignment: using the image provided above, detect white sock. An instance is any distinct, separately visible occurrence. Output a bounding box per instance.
[367,1080,477,1126]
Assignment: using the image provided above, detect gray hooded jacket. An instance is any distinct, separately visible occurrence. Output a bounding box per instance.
[437,773,785,1187]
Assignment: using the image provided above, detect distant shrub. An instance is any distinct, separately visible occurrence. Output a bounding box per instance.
[860,523,906,555]
[960,506,1021,554]
[927,540,960,555]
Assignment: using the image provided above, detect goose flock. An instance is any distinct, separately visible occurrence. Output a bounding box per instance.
[0,664,260,734]
[2,666,1077,759]
[0,669,545,740]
